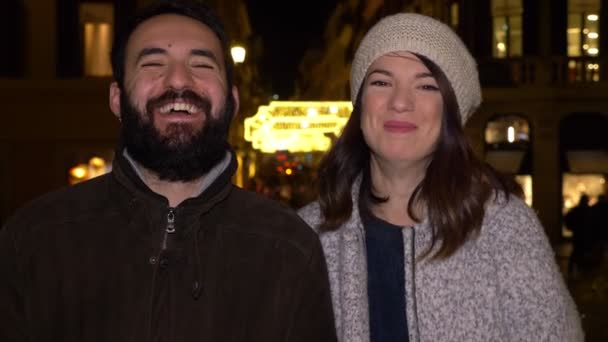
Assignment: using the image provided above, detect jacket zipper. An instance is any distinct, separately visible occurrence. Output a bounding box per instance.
[147,208,177,341]
[161,208,176,250]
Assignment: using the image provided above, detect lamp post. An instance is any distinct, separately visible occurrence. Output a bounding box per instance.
[230,44,249,188]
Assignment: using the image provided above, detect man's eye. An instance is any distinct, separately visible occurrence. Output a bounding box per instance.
[141,63,163,67]
[192,64,214,69]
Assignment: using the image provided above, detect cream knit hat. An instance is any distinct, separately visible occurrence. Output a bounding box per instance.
[351,13,481,123]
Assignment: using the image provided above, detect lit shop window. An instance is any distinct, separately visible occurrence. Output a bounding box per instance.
[485,115,532,207]
[568,0,600,57]
[80,3,114,77]
[562,173,606,237]
[491,0,523,58]
[485,115,530,145]
[69,157,111,185]
[515,175,533,207]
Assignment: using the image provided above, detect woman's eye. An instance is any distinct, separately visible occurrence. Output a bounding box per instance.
[420,84,439,91]
[370,80,389,86]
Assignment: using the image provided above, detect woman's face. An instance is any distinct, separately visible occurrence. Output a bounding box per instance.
[360,51,443,167]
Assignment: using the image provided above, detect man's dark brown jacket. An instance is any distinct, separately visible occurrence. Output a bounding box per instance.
[0,151,336,342]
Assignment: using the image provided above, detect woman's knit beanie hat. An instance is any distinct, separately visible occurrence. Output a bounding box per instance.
[350,13,481,124]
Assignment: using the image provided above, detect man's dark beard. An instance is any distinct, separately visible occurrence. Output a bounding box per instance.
[119,89,232,181]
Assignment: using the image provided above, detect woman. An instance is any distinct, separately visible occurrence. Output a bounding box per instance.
[299,13,583,342]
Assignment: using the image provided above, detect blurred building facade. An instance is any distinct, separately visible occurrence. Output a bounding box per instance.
[0,0,263,224]
[295,0,608,242]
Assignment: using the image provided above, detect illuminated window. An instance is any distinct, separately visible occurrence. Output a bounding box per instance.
[485,115,530,145]
[491,0,523,58]
[568,0,600,57]
[567,0,600,82]
[515,175,533,207]
[450,2,459,29]
[80,3,114,77]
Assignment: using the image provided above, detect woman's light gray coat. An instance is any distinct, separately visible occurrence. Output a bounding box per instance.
[298,181,583,342]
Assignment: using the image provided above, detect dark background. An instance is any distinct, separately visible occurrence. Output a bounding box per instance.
[245,0,338,98]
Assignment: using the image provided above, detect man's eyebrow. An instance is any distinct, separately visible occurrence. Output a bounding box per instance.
[191,49,220,65]
[135,47,167,64]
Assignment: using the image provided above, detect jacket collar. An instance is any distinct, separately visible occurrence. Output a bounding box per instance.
[110,146,237,219]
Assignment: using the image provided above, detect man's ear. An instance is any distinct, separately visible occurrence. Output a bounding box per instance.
[109,82,122,119]
[230,85,240,119]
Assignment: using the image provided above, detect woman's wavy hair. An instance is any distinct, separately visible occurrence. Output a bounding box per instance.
[318,53,508,259]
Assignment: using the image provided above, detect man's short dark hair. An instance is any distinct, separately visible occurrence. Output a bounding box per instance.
[111,0,234,89]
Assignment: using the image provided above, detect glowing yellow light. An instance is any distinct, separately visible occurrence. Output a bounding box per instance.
[588,32,599,39]
[588,48,599,55]
[507,126,515,143]
[583,44,589,50]
[576,182,587,192]
[70,165,88,179]
[587,14,599,21]
[248,162,256,178]
[583,28,590,34]
[285,168,293,175]
[231,45,246,64]
[89,157,105,168]
[497,42,506,52]
[244,101,353,153]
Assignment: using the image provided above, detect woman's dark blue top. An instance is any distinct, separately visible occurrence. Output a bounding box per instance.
[363,213,409,342]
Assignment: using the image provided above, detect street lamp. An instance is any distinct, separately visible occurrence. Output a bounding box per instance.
[231,45,246,64]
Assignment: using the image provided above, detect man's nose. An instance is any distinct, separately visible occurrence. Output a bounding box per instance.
[164,63,193,90]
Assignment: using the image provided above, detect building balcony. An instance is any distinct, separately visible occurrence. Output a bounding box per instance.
[479,56,607,87]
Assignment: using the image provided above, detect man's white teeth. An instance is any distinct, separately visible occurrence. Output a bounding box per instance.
[159,102,199,114]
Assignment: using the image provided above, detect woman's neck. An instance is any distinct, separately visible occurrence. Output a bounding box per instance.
[368,156,427,226]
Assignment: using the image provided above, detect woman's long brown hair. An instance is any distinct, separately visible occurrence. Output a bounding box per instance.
[318,53,508,260]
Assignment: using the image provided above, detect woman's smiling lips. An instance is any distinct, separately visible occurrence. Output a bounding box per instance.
[384,120,417,133]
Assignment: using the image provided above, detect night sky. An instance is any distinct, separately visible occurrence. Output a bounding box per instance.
[245,0,338,99]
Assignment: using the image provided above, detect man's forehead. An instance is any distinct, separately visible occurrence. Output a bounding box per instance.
[126,14,223,55]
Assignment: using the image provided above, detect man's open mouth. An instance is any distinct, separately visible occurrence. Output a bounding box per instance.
[158,101,201,115]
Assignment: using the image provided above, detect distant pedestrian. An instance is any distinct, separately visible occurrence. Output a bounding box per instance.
[588,194,608,257]
[565,194,591,276]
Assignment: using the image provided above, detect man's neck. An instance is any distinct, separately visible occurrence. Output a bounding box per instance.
[122,149,231,207]
[137,168,205,207]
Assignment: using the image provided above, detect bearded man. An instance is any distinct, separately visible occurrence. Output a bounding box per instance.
[0,1,336,341]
